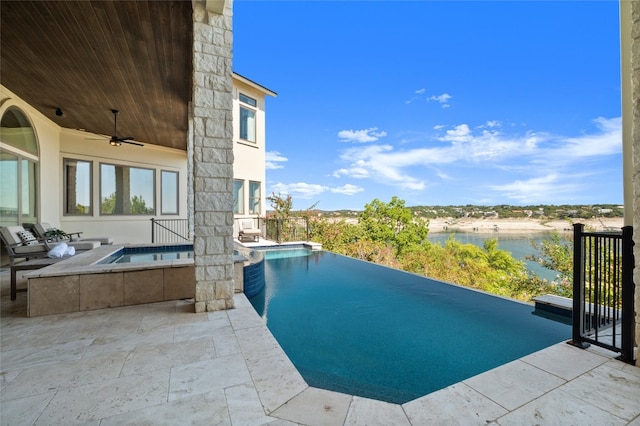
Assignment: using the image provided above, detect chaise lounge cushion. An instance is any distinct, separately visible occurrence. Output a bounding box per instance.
[238,219,261,241]
[66,240,99,251]
[1,226,49,256]
[34,223,113,245]
[1,225,99,256]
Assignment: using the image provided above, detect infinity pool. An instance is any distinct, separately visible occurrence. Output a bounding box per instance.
[249,250,570,404]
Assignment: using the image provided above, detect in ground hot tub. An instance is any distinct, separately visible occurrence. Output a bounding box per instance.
[24,243,196,317]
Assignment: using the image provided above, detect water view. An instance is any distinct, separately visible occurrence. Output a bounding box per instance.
[428,232,562,281]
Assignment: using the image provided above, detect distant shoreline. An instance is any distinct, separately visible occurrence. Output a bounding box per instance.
[427,217,624,234]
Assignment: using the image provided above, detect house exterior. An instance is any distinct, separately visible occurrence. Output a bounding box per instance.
[232,73,277,233]
[1,0,239,312]
[0,0,638,353]
[0,71,274,246]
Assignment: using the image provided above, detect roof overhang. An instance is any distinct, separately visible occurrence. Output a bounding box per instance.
[1,1,194,151]
[233,72,278,98]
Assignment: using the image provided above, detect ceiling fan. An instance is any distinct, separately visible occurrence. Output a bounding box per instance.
[106,109,143,147]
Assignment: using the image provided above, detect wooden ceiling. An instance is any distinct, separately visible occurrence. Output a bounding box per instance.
[1,1,193,150]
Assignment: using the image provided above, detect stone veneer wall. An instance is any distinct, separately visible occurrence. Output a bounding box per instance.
[630,0,640,362]
[191,0,235,312]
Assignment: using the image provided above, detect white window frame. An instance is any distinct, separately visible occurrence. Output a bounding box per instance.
[239,93,257,143]
[249,181,261,215]
[63,158,93,216]
[160,170,179,215]
[99,163,156,215]
[233,179,244,214]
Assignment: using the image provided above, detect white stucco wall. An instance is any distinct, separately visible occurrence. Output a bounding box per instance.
[232,79,269,220]
[1,85,62,226]
[1,84,189,245]
[58,129,188,244]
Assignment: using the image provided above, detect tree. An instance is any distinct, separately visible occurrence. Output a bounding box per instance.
[358,196,429,255]
[100,192,153,214]
[266,192,292,219]
[289,194,574,302]
[527,231,573,280]
[130,195,153,214]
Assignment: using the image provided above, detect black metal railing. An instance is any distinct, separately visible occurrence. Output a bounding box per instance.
[150,218,190,243]
[571,223,635,364]
[261,217,309,243]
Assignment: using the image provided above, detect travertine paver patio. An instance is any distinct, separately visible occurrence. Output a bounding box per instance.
[1,270,639,425]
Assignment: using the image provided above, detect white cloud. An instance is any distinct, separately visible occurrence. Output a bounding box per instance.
[553,117,622,158]
[428,93,452,108]
[270,182,364,199]
[441,124,472,143]
[265,151,288,170]
[488,173,581,204]
[406,89,452,108]
[434,169,453,180]
[338,128,387,143]
[330,184,364,195]
[332,167,370,178]
[331,116,621,194]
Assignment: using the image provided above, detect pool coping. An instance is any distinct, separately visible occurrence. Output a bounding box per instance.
[23,243,195,279]
[3,273,636,424]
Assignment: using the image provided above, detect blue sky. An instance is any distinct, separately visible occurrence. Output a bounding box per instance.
[233,1,622,211]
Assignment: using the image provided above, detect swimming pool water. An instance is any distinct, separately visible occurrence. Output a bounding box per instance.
[98,245,193,264]
[249,251,570,404]
[263,248,312,260]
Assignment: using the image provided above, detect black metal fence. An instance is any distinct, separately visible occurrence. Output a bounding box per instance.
[571,223,635,364]
[261,217,309,243]
[150,218,190,243]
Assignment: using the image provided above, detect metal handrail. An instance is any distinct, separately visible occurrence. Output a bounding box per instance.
[150,218,190,243]
[571,223,635,364]
[261,217,309,243]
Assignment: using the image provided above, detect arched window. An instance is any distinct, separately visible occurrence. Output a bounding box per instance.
[0,107,39,226]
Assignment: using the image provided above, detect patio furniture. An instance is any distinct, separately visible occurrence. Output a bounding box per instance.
[33,223,113,245]
[0,226,99,300]
[238,219,261,242]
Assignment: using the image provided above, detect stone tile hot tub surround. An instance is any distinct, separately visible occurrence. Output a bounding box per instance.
[24,244,195,317]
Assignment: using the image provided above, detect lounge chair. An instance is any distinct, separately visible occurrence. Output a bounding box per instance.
[238,219,261,242]
[0,225,99,300]
[33,223,113,245]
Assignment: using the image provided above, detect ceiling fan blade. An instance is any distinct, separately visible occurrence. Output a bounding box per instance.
[117,136,135,141]
[123,140,144,147]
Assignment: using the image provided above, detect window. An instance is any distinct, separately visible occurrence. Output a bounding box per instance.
[64,159,92,215]
[1,107,38,156]
[233,179,244,214]
[239,93,256,142]
[0,107,38,226]
[100,164,155,215]
[249,181,261,215]
[161,170,179,215]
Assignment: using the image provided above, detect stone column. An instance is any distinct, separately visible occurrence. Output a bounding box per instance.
[191,0,235,312]
[622,0,639,361]
[632,0,640,362]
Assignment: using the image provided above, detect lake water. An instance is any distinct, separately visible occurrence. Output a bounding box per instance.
[428,232,562,281]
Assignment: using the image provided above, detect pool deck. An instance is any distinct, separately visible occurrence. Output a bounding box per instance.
[1,269,639,425]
